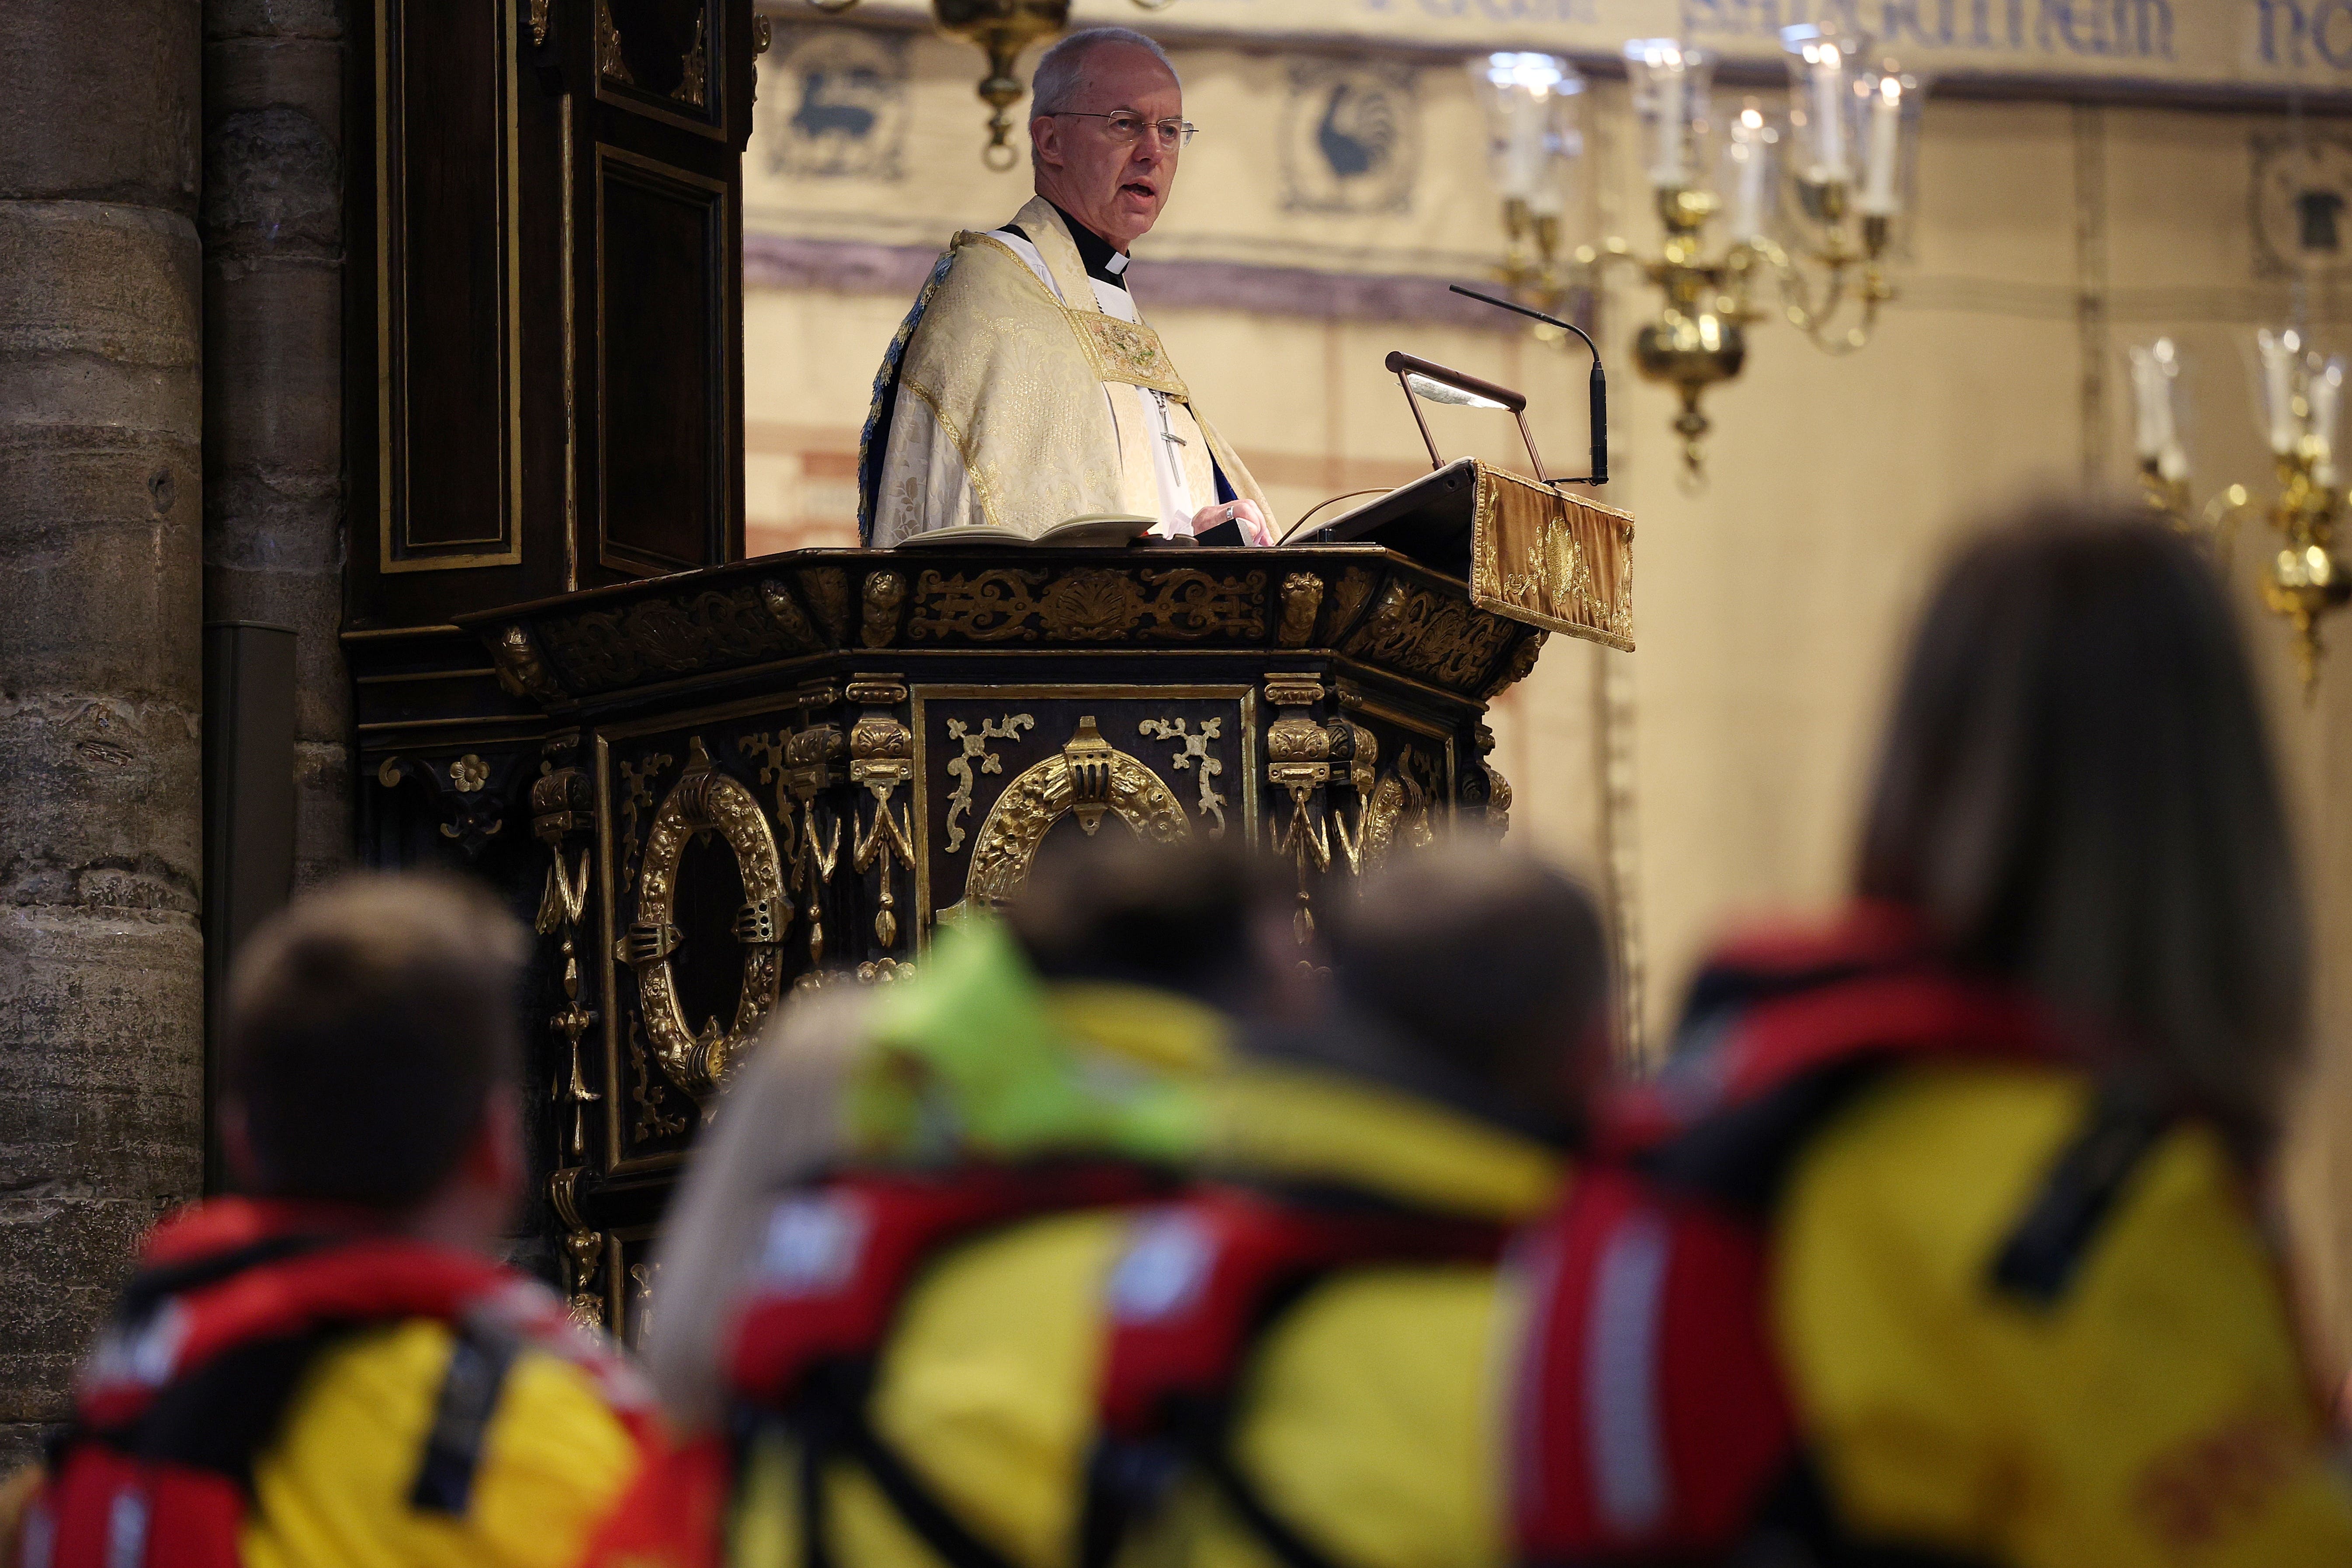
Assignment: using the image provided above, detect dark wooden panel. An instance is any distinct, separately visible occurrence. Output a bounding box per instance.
[597,149,726,576]
[380,0,518,566]
[345,0,752,631]
[597,0,724,137]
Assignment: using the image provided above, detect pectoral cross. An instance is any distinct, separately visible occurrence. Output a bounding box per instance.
[1152,389,1188,448]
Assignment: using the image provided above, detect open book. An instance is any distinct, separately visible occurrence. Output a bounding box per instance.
[894,514,1164,549]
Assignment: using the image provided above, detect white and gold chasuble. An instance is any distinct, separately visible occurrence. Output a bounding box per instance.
[861,197,1272,546]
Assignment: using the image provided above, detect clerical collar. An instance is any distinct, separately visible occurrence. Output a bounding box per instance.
[1007,201,1130,290]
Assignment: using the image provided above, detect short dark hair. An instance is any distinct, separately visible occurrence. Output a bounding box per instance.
[1006,830,1279,1005]
[1859,503,2307,1152]
[1325,843,1611,1129]
[224,872,528,1209]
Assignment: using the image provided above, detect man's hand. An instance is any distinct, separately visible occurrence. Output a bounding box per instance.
[1191,498,1273,546]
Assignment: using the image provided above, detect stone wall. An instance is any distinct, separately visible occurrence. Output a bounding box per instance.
[204,0,350,892]
[0,1,208,1466]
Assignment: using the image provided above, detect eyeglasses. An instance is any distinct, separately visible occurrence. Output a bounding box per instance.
[1050,111,1198,149]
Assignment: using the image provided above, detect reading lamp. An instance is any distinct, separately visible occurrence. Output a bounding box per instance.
[1389,286,1610,488]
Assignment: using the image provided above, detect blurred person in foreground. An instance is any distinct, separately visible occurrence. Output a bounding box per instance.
[1514,506,2352,1568]
[584,835,1610,1568]
[3,875,654,1568]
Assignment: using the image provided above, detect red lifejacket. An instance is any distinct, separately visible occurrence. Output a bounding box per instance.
[1081,1185,1511,1568]
[588,1160,1174,1568]
[1510,906,2109,1567]
[25,1197,655,1568]
[724,1161,1173,1410]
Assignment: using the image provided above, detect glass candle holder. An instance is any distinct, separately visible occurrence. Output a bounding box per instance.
[1623,39,1714,197]
[1473,52,1585,220]
[1779,24,1869,200]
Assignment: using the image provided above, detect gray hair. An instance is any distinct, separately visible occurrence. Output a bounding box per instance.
[1030,26,1179,117]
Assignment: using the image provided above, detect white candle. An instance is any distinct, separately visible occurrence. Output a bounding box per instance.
[2313,358,2344,481]
[1504,88,1542,201]
[1731,110,1769,239]
[1651,56,1688,190]
[1529,100,1567,218]
[1731,143,1765,239]
[1811,51,1849,182]
[1860,79,1902,215]
[2128,344,2169,463]
[2258,329,2299,456]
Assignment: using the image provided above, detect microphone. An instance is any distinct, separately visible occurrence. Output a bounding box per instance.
[1448,284,1608,487]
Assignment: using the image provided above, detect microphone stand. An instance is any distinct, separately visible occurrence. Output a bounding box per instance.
[1449,284,1609,487]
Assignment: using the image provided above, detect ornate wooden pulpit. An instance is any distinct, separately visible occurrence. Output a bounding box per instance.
[350,499,1630,1333]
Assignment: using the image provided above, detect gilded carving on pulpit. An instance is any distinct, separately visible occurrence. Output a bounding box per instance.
[619,738,786,1099]
[959,715,1191,910]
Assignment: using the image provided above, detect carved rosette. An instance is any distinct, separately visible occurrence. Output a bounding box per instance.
[959,715,1192,911]
[375,751,514,856]
[617,737,787,1100]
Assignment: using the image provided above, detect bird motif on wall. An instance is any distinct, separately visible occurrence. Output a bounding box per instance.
[1315,81,1398,182]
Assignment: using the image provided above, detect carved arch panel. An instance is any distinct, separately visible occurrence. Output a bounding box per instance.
[958,716,1192,911]
[615,737,786,1100]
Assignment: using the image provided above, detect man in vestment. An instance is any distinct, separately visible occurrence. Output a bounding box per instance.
[858,28,1276,547]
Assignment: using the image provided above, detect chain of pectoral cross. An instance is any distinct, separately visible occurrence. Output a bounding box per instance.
[1151,389,1187,451]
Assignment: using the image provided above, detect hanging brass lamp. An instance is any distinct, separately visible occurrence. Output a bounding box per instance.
[796,0,1176,168]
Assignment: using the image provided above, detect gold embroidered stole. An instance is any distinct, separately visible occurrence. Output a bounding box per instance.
[1013,198,1221,521]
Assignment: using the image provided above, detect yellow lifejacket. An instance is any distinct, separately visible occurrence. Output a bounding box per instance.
[1776,1062,2352,1568]
[243,1320,644,1568]
[721,1074,1564,1568]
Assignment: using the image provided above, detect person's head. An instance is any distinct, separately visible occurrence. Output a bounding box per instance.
[1325,842,1613,1141]
[223,872,529,1244]
[1007,828,1293,1016]
[1027,28,1185,251]
[1859,501,2307,1152]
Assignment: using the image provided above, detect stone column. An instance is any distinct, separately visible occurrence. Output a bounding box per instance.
[205,0,349,892]
[0,3,206,1465]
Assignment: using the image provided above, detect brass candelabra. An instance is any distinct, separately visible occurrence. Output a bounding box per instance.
[2145,450,2349,692]
[1571,187,1891,476]
[2134,330,2352,690]
[1476,31,1914,479]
